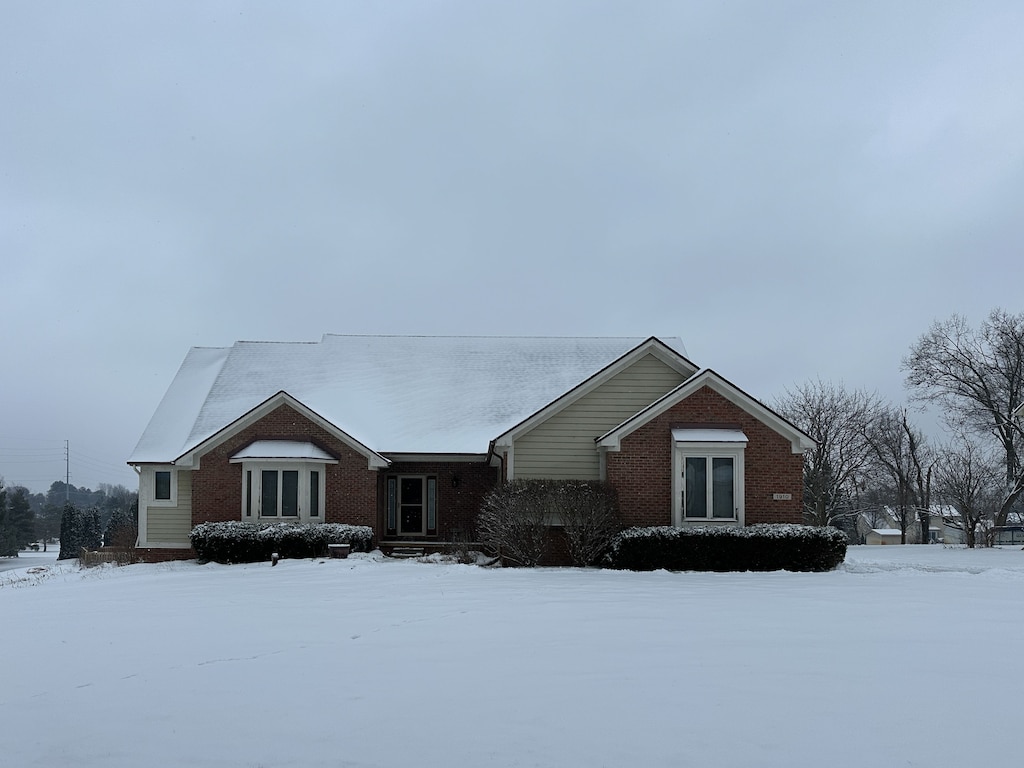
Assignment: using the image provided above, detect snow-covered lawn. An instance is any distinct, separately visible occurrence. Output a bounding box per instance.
[3,546,1023,768]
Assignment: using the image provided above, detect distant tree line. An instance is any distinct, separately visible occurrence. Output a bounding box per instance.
[775,308,1024,547]
[0,479,138,557]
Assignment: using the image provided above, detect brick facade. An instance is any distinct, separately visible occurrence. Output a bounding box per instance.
[191,404,378,529]
[179,388,801,560]
[136,547,196,563]
[379,460,499,541]
[606,385,804,527]
[187,404,501,542]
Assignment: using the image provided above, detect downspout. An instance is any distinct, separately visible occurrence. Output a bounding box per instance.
[487,441,505,483]
[129,464,142,548]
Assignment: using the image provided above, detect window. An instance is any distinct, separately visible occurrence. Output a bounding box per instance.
[683,455,736,520]
[155,471,171,500]
[231,442,337,524]
[672,429,746,526]
[239,463,326,522]
[149,468,177,506]
[260,469,300,517]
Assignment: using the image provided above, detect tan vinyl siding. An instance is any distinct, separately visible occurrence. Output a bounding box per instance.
[145,470,192,544]
[514,354,685,479]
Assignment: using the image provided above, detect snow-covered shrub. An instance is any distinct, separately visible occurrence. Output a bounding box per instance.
[57,504,103,560]
[83,509,102,551]
[605,524,848,572]
[104,508,138,549]
[190,522,374,564]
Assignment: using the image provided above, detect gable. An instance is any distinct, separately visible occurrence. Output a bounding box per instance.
[175,393,390,470]
[597,370,815,454]
[493,337,699,449]
[512,352,689,479]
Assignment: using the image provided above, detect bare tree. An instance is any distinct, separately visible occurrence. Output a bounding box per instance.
[932,436,1003,548]
[556,481,621,567]
[864,407,932,544]
[775,380,883,527]
[903,309,1024,525]
[477,481,549,566]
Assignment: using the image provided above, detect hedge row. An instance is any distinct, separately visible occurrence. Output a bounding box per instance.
[190,522,374,564]
[605,524,847,572]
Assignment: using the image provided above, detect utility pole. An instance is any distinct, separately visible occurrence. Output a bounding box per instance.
[65,440,70,501]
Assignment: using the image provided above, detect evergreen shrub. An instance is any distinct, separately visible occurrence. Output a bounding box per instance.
[57,504,102,560]
[190,521,374,564]
[605,524,847,572]
[104,508,138,549]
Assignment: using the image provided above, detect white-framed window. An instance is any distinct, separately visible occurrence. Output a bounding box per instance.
[148,467,178,507]
[239,462,327,523]
[671,430,746,526]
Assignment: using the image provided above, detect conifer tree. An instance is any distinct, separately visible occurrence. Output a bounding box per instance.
[7,488,36,552]
[104,507,137,548]
[0,482,14,557]
[58,502,81,560]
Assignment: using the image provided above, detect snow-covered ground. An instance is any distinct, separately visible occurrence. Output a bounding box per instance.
[2,545,1022,768]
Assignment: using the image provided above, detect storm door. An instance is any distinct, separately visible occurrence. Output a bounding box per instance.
[386,475,437,537]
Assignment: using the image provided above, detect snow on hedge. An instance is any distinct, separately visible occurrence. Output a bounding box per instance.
[190,521,374,562]
[607,523,848,571]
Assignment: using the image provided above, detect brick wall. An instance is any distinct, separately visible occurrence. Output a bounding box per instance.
[606,385,804,527]
[191,404,378,530]
[136,547,196,563]
[380,460,499,540]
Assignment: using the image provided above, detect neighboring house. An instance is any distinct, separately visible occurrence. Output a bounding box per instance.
[128,335,814,561]
[992,525,1024,546]
[859,506,966,545]
[865,528,904,545]
[929,506,967,545]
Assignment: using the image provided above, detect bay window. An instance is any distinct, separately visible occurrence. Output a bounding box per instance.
[231,441,337,524]
[240,464,326,521]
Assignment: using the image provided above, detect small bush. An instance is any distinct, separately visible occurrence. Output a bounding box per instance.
[190,522,374,564]
[605,524,848,572]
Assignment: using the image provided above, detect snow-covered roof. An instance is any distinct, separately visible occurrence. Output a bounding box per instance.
[129,335,689,463]
[230,441,337,462]
[671,428,748,443]
[870,529,904,536]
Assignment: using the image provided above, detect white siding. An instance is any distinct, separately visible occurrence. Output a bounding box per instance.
[514,354,685,479]
[142,469,192,545]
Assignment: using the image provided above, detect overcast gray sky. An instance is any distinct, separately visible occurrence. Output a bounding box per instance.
[2,0,1022,494]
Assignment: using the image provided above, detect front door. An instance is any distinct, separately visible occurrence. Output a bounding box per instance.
[387,475,437,537]
[399,476,425,535]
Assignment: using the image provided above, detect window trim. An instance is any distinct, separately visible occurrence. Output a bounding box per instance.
[148,467,178,507]
[672,436,745,527]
